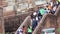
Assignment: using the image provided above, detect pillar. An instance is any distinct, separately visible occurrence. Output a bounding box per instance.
[0,7,5,34]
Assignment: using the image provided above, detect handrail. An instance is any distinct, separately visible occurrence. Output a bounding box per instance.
[15,16,31,34]
[32,14,56,34]
[32,14,48,34]
[32,5,60,34]
[54,5,60,16]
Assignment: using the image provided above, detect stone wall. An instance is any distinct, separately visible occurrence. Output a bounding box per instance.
[0,0,7,7]
[4,12,30,33]
[3,11,16,16]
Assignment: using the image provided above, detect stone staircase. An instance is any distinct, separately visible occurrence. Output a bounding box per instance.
[15,5,60,34]
[32,5,60,34]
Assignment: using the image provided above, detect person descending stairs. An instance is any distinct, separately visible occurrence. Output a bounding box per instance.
[28,26,32,34]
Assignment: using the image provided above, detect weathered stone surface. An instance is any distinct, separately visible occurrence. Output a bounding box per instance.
[0,0,7,7]
[0,7,5,34]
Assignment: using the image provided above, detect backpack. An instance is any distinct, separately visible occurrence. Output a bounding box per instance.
[38,10,42,16]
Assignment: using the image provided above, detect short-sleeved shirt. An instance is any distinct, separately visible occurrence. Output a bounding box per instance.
[39,8,45,15]
[58,0,60,2]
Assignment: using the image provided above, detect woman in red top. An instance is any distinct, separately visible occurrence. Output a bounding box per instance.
[23,26,27,34]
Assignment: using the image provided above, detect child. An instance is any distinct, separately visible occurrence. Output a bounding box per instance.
[23,26,27,34]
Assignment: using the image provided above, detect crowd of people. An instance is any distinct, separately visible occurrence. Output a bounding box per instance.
[17,0,60,34]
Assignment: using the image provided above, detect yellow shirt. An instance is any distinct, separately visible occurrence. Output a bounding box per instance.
[58,0,60,2]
